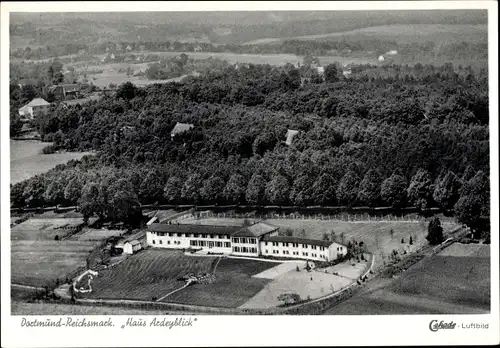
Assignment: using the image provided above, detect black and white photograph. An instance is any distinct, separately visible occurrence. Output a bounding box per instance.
[1,1,498,347]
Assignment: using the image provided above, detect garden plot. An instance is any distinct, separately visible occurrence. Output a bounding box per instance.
[11,218,85,241]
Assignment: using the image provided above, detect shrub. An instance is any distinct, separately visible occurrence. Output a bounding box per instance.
[41,145,57,154]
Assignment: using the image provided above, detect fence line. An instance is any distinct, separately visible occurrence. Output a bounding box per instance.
[191,210,456,223]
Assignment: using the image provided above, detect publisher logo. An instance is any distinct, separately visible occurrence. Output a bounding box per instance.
[429,320,457,332]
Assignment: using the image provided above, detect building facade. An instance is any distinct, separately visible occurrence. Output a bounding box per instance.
[147,222,346,262]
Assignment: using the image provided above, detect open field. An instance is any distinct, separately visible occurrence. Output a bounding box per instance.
[11,218,85,241]
[72,61,190,88]
[143,51,377,66]
[68,228,125,241]
[11,140,93,185]
[167,257,277,308]
[11,240,98,287]
[85,249,217,301]
[10,301,201,316]
[244,24,487,45]
[324,244,490,314]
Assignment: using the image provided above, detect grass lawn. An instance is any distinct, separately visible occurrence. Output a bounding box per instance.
[10,140,93,185]
[167,258,277,308]
[11,240,97,287]
[85,249,217,301]
[324,245,490,315]
[11,218,85,241]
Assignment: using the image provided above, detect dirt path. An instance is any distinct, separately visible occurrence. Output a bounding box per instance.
[11,283,45,291]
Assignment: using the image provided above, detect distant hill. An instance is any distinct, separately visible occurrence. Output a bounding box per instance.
[10,10,488,46]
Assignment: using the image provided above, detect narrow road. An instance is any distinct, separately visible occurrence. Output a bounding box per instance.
[11,283,45,291]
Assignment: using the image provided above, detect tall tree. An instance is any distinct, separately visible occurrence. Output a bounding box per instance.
[181,173,203,204]
[200,175,225,203]
[289,174,314,206]
[426,217,444,245]
[163,176,183,203]
[381,173,407,208]
[324,63,339,83]
[265,174,290,205]
[433,171,461,210]
[336,170,361,207]
[357,170,382,206]
[79,182,101,221]
[312,173,336,206]
[407,169,433,209]
[223,173,247,204]
[246,173,267,205]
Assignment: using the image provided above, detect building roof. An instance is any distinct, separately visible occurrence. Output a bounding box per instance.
[126,240,142,246]
[24,98,50,107]
[285,129,299,146]
[232,222,279,237]
[170,122,194,136]
[261,235,337,248]
[148,223,242,236]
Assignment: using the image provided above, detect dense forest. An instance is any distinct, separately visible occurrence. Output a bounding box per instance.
[10,61,490,238]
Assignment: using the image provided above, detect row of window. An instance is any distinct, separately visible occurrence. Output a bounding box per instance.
[232,246,257,253]
[190,240,231,248]
[151,232,230,239]
[266,249,323,258]
[152,240,181,245]
[232,237,257,244]
[265,242,325,250]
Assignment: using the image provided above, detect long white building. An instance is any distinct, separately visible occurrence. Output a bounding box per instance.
[146,222,347,262]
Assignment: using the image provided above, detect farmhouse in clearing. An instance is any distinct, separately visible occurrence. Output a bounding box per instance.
[146,222,347,262]
[18,98,50,120]
[170,122,194,139]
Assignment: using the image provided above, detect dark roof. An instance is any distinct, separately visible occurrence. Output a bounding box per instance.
[232,222,278,237]
[148,223,242,236]
[261,235,337,248]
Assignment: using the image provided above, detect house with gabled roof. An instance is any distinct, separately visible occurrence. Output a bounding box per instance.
[18,98,50,120]
[170,122,194,139]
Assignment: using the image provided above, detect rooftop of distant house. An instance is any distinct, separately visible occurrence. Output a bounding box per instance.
[22,98,50,107]
[285,129,299,146]
[170,122,194,136]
